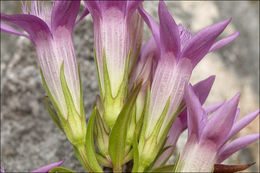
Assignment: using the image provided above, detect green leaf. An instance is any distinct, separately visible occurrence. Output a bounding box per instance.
[108,83,142,171]
[49,167,76,173]
[151,165,175,173]
[85,108,103,172]
[132,132,139,172]
[45,98,64,133]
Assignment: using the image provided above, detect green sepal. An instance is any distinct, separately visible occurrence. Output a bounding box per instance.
[94,107,110,157]
[45,98,64,133]
[173,152,182,173]
[60,62,86,145]
[60,62,78,117]
[85,108,103,172]
[138,84,151,151]
[102,50,112,99]
[96,152,112,168]
[102,50,131,128]
[151,165,175,173]
[73,145,89,171]
[49,167,76,173]
[39,67,63,117]
[132,132,139,172]
[108,83,142,171]
[94,48,104,99]
[78,62,85,118]
[157,104,186,150]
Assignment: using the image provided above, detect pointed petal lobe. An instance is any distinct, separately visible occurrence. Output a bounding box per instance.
[51,1,80,32]
[31,160,64,173]
[0,14,51,41]
[181,18,231,67]
[158,1,180,58]
[0,22,30,39]
[200,93,240,149]
[209,32,239,52]
[185,84,207,140]
[193,76,215,104]
[217,134,260,163]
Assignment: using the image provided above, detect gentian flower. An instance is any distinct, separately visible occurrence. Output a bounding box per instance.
[31,160,64,173]
[0,1,87,146]
[178,84,259,172]
[154,75,223,167]
[137,1,239,170]
[85,1,143,128]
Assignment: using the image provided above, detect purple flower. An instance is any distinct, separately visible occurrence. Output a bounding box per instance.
[154,75,223,167]
[84,1,144,128]
[136,1,239,169]
[31,160,64,173]
[1,1,83,118]
[138,0,238,148]
[178,84,259,172]
[85,1,143,97]
[1,1,88,145]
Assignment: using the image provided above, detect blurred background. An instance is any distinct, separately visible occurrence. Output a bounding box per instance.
[1,1,259,172]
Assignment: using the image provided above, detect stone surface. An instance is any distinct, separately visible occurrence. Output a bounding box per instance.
[1,1,259,172]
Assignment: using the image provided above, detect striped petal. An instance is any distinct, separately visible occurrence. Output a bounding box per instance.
[217,134,260,163]
[158,1,180,59]
[200,94,240,149]
[0,22,30,39]
[209,32,239,52]
[51,1,80,32]
[185,84,207,140]
[138,7,160,52]
[226,109,259,142]
[0,14,52,42]
[181,18,231,67]
[193,76,215,104]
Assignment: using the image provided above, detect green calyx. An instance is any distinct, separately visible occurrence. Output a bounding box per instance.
[102,50,131,129]
[59,62,87,146]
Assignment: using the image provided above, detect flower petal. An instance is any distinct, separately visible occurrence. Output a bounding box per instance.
[101,1,127,13]
[31,160,64,173]
[158,1,180,59]
[200,93,240,149]
[227,109,259,142]
[203,101,225,115]
[0,14,52,42]
[181,18,231,67]
[51,1,80,32]
[84,1,100,19]
[209,32,239,52]
[75,7,89,26]
[0,22,30,39]
[138,7,160,52]
[185,84,207,140]
[126,1,143,17]
[178,24,192,47]
[217,134,260,163]
[193,75,215,104]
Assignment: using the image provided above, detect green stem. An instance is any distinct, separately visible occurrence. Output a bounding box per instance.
[137,163,146,173]
[77,144,93,172]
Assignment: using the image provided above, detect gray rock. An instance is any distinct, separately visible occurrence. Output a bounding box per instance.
[1,1,259,172]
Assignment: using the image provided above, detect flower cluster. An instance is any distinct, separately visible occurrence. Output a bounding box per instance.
[1,1,259,172]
